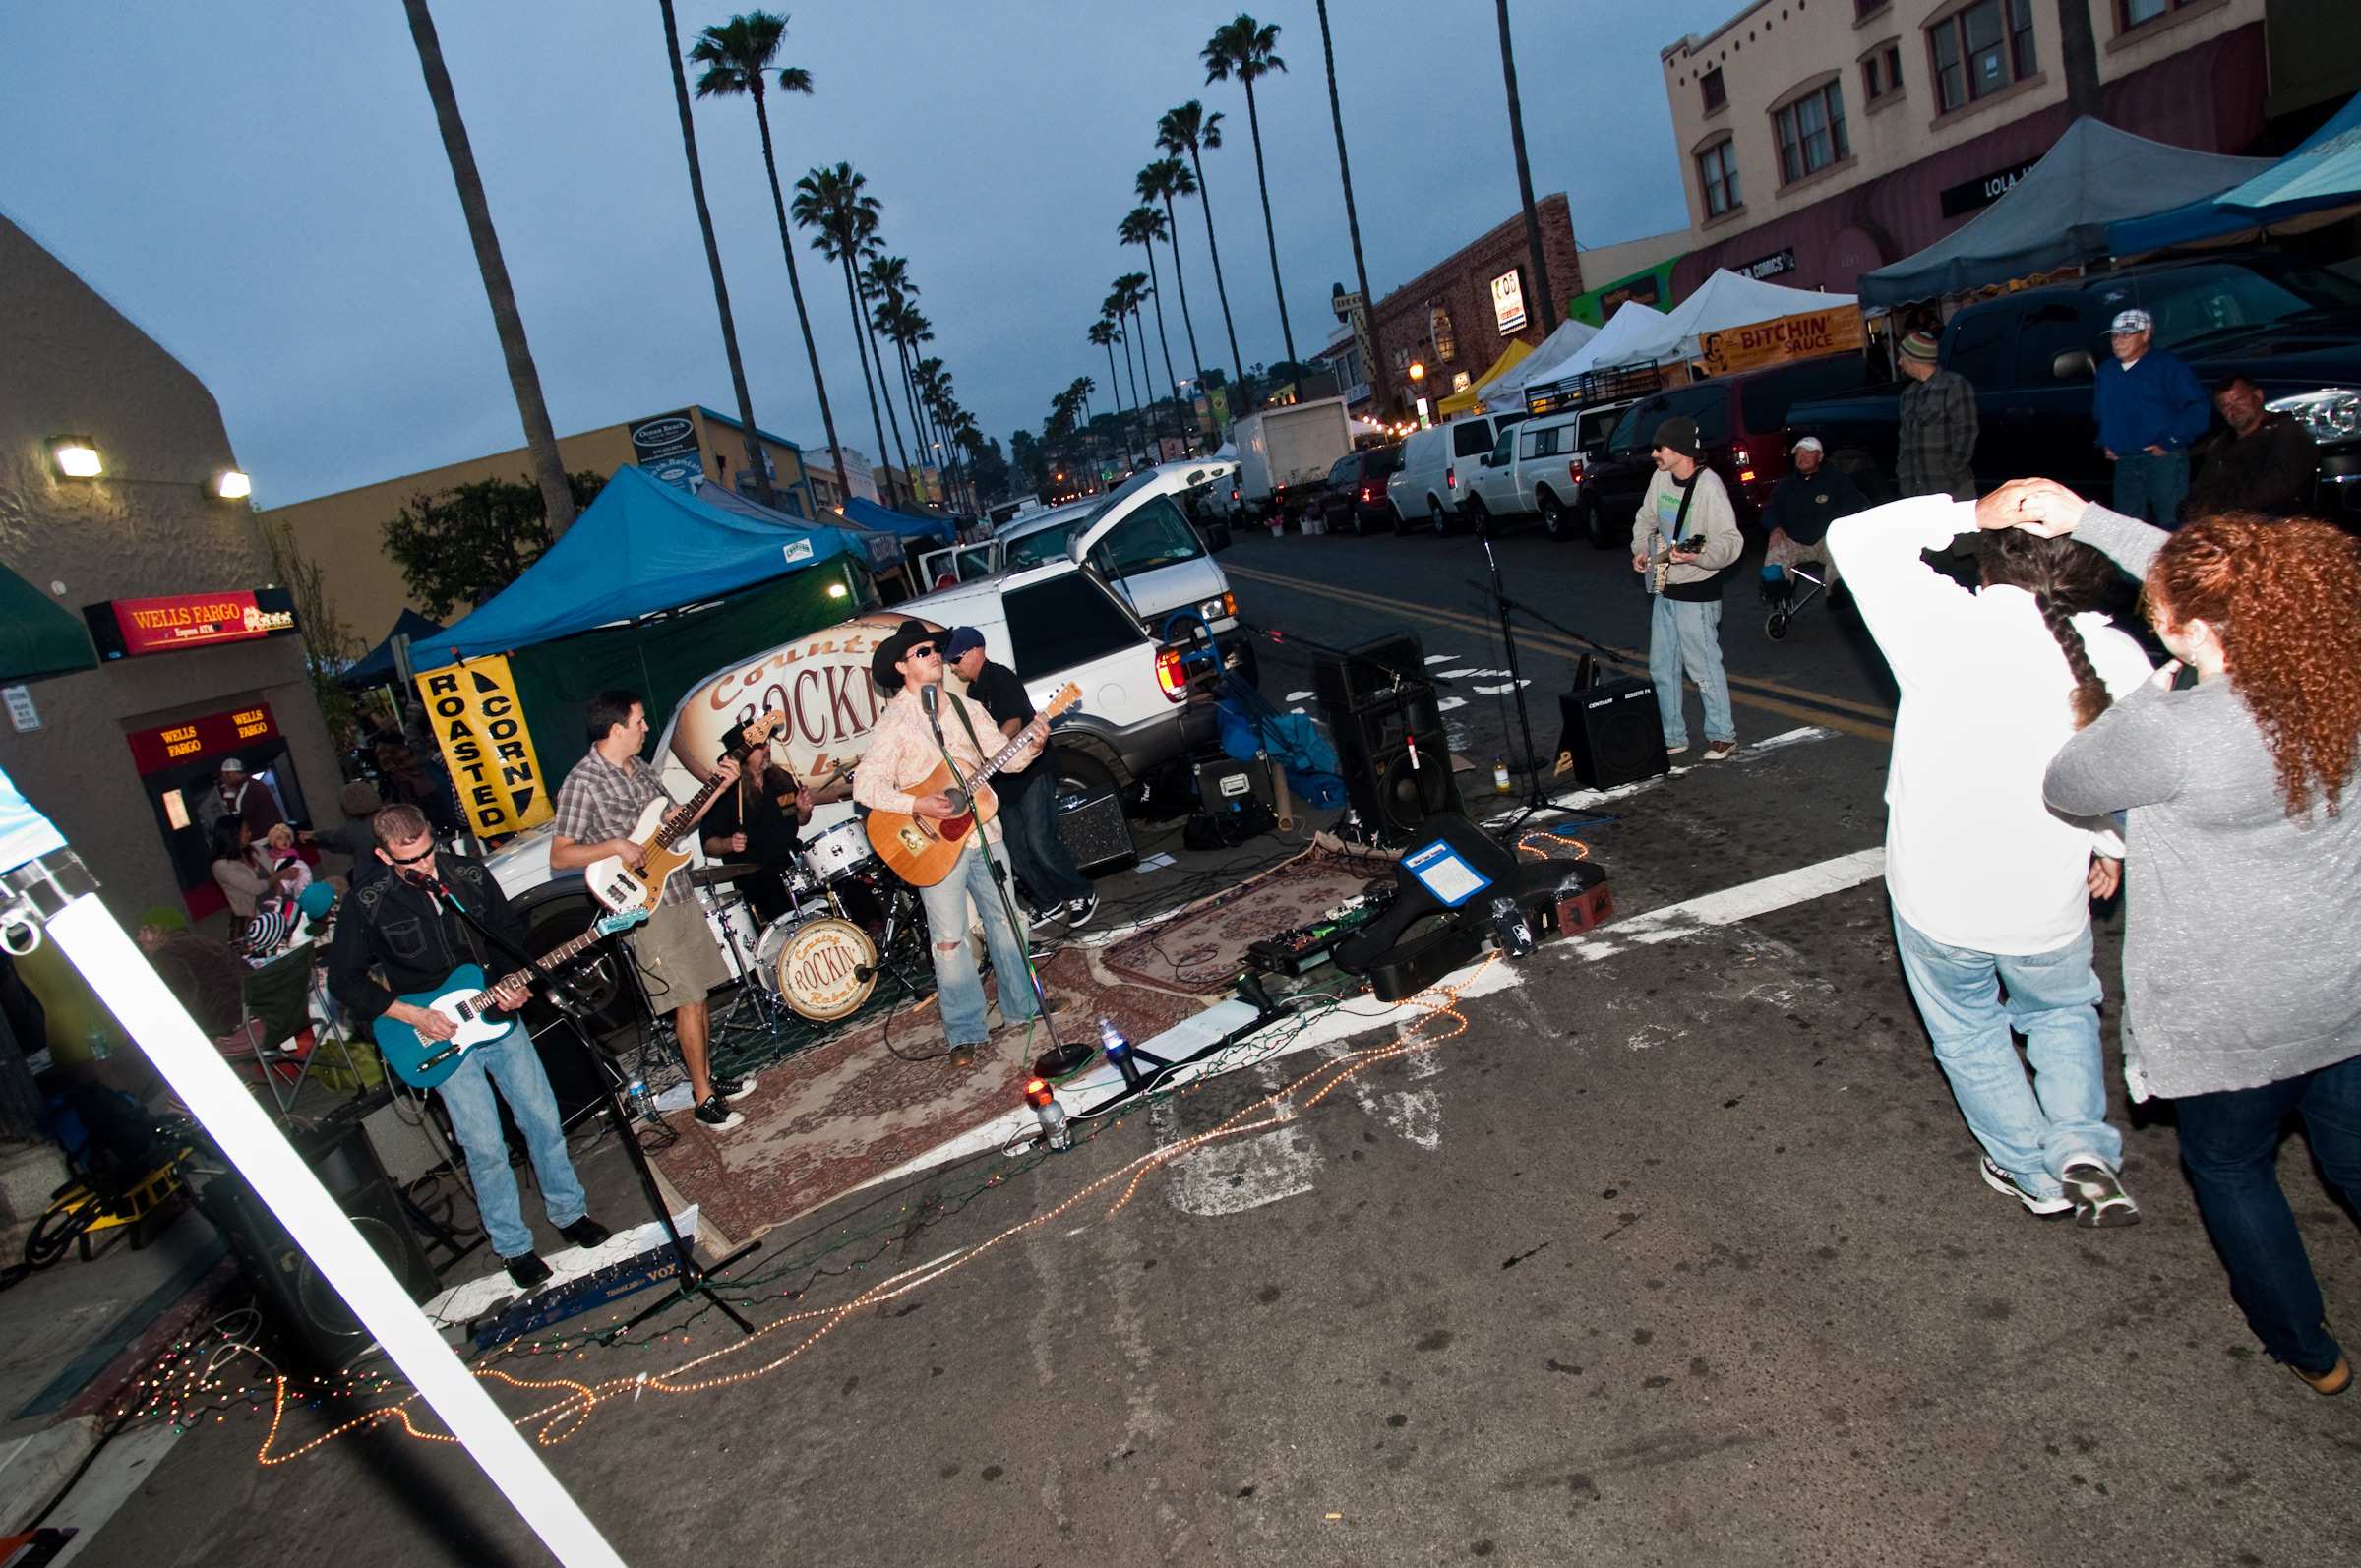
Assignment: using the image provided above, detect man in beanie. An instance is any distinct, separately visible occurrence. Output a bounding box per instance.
[1630,417,1743,760]
[1896,330,1978,501]
[2093,308,2209,526]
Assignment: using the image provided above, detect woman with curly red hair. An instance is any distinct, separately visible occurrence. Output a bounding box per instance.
[1989,479,2361,1397]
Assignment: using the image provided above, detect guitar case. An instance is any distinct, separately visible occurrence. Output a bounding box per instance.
[1332,813,1580,1002]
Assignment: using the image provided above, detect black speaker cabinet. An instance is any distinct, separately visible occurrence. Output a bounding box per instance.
[1330,687,1464,846]
[1554,677,1669,789]
[1056,785,1134,870]
[1311,632,1429,713]
[194,1117,440,1372]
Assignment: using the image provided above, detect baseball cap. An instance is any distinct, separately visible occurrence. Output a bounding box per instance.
[219,757,247,775]
[2109,308,2153,335]
[944,627,988,659]
[1791,436,1824,454]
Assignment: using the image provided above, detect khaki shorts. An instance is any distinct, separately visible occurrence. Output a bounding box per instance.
[628,898,729,1014]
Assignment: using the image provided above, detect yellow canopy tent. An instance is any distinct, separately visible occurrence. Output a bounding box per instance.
[1434,336,1534,418]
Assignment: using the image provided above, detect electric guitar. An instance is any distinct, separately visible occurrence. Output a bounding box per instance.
[865,684,1081,887]
[373,908,648,1089]
[585,712,785,913]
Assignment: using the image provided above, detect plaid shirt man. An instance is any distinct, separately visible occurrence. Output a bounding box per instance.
[1898,367,1979,502]
[552,751,690,905]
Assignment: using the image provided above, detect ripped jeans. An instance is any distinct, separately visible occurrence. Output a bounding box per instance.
[916,835,1037,1048]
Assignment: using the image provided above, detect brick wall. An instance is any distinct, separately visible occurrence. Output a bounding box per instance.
[1368,194,1585,410]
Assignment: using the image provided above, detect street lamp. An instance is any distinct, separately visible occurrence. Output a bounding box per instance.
[47,436,101,480]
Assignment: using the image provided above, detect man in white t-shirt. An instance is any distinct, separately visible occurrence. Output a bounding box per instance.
[1828,494,2153,1228]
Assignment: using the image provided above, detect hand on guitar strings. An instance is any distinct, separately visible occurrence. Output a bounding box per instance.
[487,978,532,1012]
[391,1000,458,1042]
[911,792,959,821]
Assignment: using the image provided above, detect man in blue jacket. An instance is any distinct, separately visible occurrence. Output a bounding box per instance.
[2092,308,2210,527]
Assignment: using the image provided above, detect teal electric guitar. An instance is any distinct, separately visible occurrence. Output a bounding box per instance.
[373,909,646,1089]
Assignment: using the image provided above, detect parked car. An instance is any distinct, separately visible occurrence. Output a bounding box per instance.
[1235,397,1353,523]
[1583,354,1875,541]
[1458,398,1637,543]
[1316,444,1404,535]
[1785,254,2361,511]
[1388,410,1530,535]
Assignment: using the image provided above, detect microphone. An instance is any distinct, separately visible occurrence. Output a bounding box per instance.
[921,683,942,738]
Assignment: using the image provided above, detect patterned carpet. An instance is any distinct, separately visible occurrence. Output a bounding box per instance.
[1099,839,1400,993]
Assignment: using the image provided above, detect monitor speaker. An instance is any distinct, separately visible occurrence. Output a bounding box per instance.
[1329,687,1463,846]
[1553,677,1668,789]
[194,1117,440,1372]
[1311,632,1429,714]
[1056,786,1134,870]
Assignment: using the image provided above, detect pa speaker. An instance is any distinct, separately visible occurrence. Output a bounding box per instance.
[1311,632,1429,714]
[1056,785,1134,870]
[1331,689,1463,845]
[194,1117,440,1372]
[1553,677,1668,789]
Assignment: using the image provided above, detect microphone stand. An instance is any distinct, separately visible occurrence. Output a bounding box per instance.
[424,873,757,1338]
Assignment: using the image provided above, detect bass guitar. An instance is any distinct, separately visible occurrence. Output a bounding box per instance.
[865,684,1081,887]
[585,711,785,913]
[373,908,648,1089]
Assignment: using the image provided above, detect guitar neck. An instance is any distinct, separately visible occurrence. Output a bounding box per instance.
[964,712,1051,794]
[487,924,611,997]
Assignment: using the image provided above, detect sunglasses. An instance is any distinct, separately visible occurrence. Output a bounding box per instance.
[905,643,940,660]
[383,841,437,865]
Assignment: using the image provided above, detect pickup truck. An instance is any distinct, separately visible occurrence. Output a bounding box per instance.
[1786,254,2361,511]
[1457,398,1635,542]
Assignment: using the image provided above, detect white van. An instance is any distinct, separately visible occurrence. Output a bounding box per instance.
[1387,410,1530,536]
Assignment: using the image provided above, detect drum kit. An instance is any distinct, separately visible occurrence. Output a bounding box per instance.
[694,819,924,1029]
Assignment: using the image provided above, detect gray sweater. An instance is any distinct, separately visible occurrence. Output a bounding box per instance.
[2042,504,2361,1099]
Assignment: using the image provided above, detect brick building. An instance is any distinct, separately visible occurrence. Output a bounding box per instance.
[1365,194,1585,414]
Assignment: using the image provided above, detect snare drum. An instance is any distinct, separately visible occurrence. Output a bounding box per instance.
[753,915,879,1021]
[803,819,876,884]
[699,889,762,983]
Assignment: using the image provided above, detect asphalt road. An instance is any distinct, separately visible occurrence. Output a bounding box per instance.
[75,525,2360,1567]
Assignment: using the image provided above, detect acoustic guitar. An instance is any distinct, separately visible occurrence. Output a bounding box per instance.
[585,711,784,913]
[865,684,1081,887]
[373,907,647,1089]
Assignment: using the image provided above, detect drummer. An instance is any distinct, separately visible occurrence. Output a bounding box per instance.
[701,750,849,926]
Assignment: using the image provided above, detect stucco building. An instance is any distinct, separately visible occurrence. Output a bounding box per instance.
[0,211,341,926]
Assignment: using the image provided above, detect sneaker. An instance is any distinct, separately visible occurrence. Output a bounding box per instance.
[1980,1156,2072,1217]
[1064,893,1099,930]
[946,1042,981,1068]
[709,1073,758,1102]
[504,1252,553,1290]
[1025,901,1062,926]
[2291,1355,2352,1397]
[1665,742,1690,756]
[693,1094,745,1131]
[1703,740,1738,761]
[559,1216,611,1249]
[2061,1159,2142,1229]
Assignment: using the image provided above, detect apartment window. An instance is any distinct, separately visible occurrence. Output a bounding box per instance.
[1696,139,1742,216]
[1774,82,1849,185]
[1930,0,2037,113]
[1855,0,1890,17]
[1862,42,1904,102]
[1700,67,1727,112]
[2121,0,2199,26]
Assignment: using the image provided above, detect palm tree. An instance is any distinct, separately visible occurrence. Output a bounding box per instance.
[1157,101,1244,398]
[654,2,772,507]
[1103,286,1145,439]
[852,246,919,501]
[1313,0,1386,417]
[1067,376,1097,429]
[1120,205,1187,449]
[1202,14,1297,364]
[791,161,901,508]
[865,256,935,485]
[400,0,575,533]
[878,298,939,494]
[1115,272,1160,452]
[1492,0,1557,335]
[1138,157,1207,395]
[690,12,849,506]
[1087,318,1128,449]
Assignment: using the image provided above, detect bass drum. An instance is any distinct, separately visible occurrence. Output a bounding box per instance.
[754,915,880,1022]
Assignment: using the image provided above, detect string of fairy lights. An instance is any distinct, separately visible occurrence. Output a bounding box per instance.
[109,874,1573,1468]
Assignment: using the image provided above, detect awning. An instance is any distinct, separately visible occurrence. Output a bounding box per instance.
[341,607,446,688]
[1435,337,1535,417]
[2111,90,2361,254]
[0,562,97,684]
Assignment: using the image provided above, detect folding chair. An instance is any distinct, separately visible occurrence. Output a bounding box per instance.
[224,941,362,1116]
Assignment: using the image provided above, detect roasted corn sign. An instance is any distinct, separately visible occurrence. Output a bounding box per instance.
[414,656,553,837]
[1699,305,1865,377]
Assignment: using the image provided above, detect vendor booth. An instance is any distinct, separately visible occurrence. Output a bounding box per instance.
[1434,336,1536,418]
[2112,90,2361,256]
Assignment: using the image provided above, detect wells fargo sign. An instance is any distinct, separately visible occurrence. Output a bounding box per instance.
[125,703,280,775]
[414,656,554,837]
[1698,306,1865,377]
[86,588,298,659]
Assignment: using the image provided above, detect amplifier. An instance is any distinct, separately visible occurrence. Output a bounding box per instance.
[1554,678,1668,789]
[360,1096,447,1188]
[1056,786,1134,870]
[1195,754,1276,817]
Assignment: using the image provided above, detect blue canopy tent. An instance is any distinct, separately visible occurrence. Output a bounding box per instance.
[417,465,868,668]
[690,477,906,573]
[842,495,954,544]
[340,607,446,687]
[2111,91,2361,255]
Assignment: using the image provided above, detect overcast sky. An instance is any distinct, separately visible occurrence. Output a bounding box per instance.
[1,0,1742,507]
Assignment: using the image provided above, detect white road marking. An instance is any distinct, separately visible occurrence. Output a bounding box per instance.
[1558,847,1887,965]
[1436,696,1468,712]
[1150,1061,1322,1216]
[1478,726,1833,825]
[1471,680,1532,694]
[1423,653,1462,664]
[1286,690,1314,701]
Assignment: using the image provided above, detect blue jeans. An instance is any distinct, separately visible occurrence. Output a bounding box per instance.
[918,837,1038,1049]
[2173,1052,2361,1372]
[1648,595,1735,748]
[1004,778,1091,909]
[2111,451,2189,528]
[1892,914,2121,1200]
[436,1027,586,1259]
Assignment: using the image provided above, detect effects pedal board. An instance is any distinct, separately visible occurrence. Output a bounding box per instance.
[1246,885,1396,976]
[468,1244,683,1349]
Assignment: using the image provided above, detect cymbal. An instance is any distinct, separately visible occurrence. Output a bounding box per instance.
[689,862,762,885]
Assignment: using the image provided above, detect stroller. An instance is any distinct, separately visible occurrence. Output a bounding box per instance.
[1759,559,1829,642]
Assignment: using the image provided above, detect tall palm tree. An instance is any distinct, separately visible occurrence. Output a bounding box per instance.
[1087,318,1129,450]
[400,0,575,533]
[865,256,935,481]
[690,12,849,506]
[1313,0,1386,417]
[1202,15,1297,364]
[791,161,901,508]
[878,298,938,492]
[1157,101,1244,398]
[1067,376,1097,429]
[1103,286,1145,438]
[656,1,771,507]
[853,245,919,499]
[1493,0,1557,335]
[1138,157,1206,392]
[1120,205,1187,447]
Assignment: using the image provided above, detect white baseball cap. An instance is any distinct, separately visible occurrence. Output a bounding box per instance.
[1790,436,1824,454]
[2108,308,2152,335]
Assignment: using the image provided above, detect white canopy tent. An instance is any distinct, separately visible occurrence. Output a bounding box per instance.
[1559,270,1858,375]
[1536,300,1673,383]
[1480,317,1602,405]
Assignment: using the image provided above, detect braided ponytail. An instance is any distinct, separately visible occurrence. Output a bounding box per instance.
[2035,593,2112,729]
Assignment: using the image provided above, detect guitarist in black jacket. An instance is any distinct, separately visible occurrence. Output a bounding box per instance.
[328,805,608,1289]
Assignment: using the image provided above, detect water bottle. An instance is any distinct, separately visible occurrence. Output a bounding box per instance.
[1492,755,1512,794]
[625,1076,652,1122]
[1036,1095,1072,1152]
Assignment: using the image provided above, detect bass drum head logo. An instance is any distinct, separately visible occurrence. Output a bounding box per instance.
[665,611,934,786]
